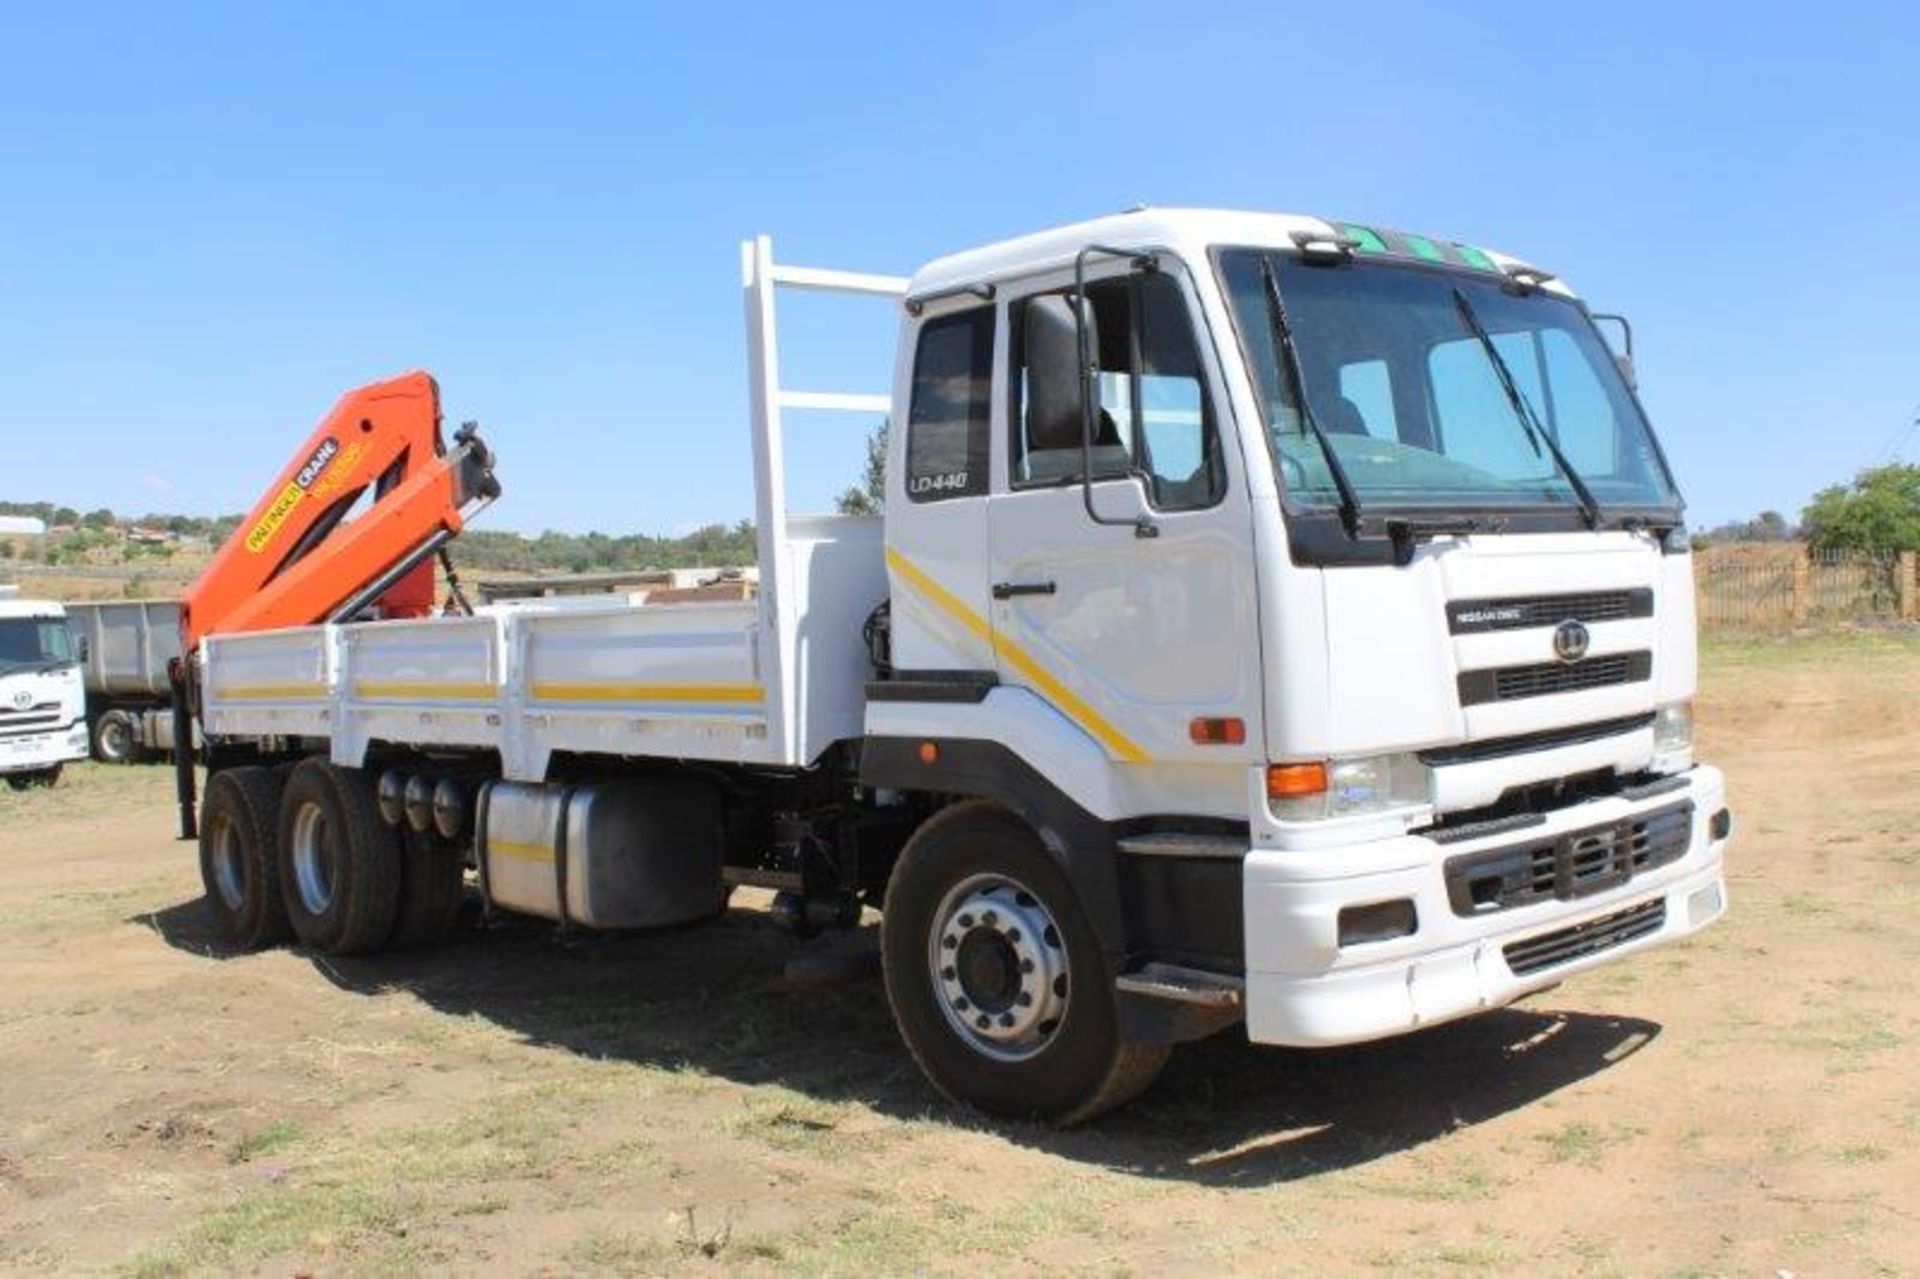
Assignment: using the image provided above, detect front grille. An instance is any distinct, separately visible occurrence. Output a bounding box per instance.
[0,702,66,738]
[1449,589,1653,634]
[1445,800,1693,915]
[1418,713,1656,767]
[1503,899,1666,976]
[1458,652,1652,706]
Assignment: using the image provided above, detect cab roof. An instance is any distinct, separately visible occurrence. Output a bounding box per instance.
[905,207,1567,303]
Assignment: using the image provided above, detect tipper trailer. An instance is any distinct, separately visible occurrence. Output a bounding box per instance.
[66,599,195,764]
[179,210,1732,1122]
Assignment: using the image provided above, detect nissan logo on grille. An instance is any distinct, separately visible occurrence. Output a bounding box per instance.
[1552,620,1591,663]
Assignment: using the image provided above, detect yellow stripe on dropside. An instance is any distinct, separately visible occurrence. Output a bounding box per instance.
[883,547,1149,764]
[218,683,327,701]
[529,682,764,705]
[486,838,553,864]
[353,681,497,701]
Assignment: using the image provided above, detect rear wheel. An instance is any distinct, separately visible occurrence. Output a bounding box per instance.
[277,759,402,954]
[198,767,290,950]
[880,801,1167,1124]
[93,710,141,764]
[387,831,466,949]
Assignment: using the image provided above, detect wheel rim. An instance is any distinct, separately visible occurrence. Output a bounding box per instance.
[928,872,1070,1063]
[290,800,334,915]
[102,719,130,759]
[209,812,246,910]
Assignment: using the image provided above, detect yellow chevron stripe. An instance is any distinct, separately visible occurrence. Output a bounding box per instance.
[530,682,764,705]
[884,547,1149,764]
[218,682,327,701]
[353,681,497,701]
[884,548,994,648]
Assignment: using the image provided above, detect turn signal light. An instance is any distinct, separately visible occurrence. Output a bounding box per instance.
[1189,717,1246,745]
[1266,762,1328,800]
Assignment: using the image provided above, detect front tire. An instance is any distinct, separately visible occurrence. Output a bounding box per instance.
[277,760,402,955]
[880,801,1167,1124]
[4,766,61,791]
[199,767,291,950]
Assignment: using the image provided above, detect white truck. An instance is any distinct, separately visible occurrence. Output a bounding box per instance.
[66,599,193,764]
[1,519,92,789]
[183,209,1732,1122]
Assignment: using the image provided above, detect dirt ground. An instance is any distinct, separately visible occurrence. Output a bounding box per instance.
[1,635,1916,1276]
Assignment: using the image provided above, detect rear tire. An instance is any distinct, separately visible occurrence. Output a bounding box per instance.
[93,710,141,765]
[880,801,1167,1125]
[198,767,290,950]
[387,831,466,949]
[277,759,402,955]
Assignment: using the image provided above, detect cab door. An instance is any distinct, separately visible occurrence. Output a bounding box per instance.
[882,302,999,675]
[986,262,1264,768]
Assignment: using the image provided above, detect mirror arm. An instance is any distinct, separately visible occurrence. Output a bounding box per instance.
[1072,244,1161,539]
[1591,311,1637,391]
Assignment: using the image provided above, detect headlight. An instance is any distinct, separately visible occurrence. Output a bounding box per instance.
[1653,701,1693,754]
[1268,752,1430,822]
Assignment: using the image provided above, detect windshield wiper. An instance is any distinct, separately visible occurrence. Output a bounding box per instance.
[1450,287,1602,529]
[1259,254,1364,537]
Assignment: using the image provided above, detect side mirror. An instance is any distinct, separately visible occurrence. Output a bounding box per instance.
[1613,353,1638,391]
[1027,280,1160,539]
[76,635,90,664]
[1024,294,1092,452]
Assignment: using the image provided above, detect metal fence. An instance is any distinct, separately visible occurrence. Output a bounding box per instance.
[1695,544,1919,633]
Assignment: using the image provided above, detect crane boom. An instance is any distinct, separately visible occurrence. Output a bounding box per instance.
[179,371,500,654]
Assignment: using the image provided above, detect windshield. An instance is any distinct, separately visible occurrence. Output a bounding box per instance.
[0,617,76,674]
[1217,249,1680,518]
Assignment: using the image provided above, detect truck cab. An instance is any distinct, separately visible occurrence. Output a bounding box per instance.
[864,208,1728,1067]
[0,588,90,788]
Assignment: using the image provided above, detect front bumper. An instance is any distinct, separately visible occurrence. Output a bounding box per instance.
[1242,764,1729,1047]
[0,722,90,774]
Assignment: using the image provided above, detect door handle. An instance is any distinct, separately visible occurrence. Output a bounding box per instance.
[992,581,1057,600]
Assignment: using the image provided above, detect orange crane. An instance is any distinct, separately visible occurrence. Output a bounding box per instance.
[169,372,499,837]
[179,371,500,655]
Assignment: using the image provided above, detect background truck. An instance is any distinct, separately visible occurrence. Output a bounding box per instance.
[0,518,91,789]
[176,209,1733,1122]
[65,600,194,764]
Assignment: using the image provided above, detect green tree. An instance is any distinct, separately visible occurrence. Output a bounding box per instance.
[835,420,888,516]
[80,507,117,529]
[1800,464,1920,553]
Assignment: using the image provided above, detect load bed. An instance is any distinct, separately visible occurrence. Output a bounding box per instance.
[200,513,885,779]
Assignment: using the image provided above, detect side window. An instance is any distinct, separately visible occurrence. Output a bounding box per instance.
[1012,271,1224,510]
[904,308,993,503]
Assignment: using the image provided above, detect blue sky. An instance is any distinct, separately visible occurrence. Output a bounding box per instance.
[3,2,1915,535]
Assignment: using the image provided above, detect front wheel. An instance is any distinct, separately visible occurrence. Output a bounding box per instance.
[879,801,1167,1124]
[5,766,62,791]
